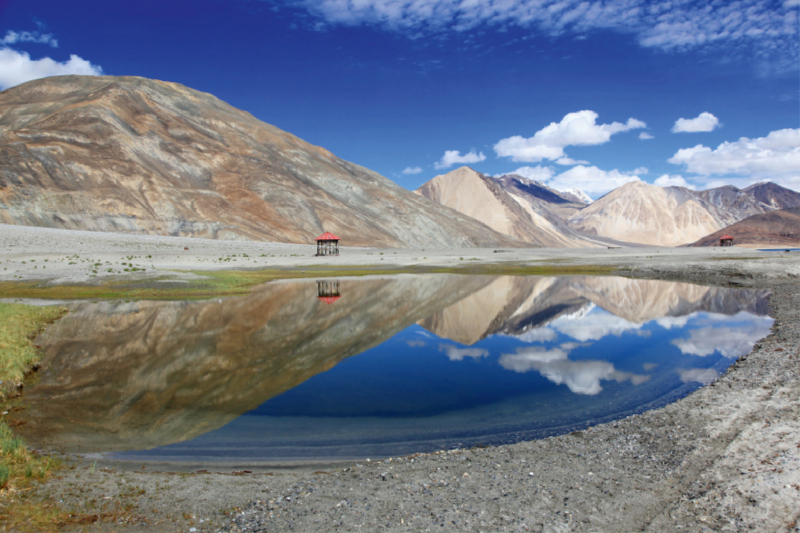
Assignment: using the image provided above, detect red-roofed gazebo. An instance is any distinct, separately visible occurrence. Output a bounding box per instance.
[720,235,734,247]
[315,231,340,256]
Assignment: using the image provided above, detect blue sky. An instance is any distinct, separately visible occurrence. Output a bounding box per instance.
[1,0,798,198]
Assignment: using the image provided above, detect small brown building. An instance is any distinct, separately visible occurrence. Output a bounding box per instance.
[315,231,340,256]
[720,234,734,247]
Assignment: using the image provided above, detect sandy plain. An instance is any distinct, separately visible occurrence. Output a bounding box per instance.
[1,223,799,533]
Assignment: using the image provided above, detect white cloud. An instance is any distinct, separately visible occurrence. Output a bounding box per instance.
[439,343,489,361]
[506,165,555,182]
[639,132,654,140]
[406,340,426,347]
[672,321,773,358]
[672,112,721,133]
[434,150,486,169]
[298,0,797,63]
[545,165,643,198]
[555,156,589,166]
[0,48,102,90]
[677,367,719,385]
[668,129,800,183]
[402,166,423,174]
[551,308,643,342]
[1,30,58,47]
[653,174,695,190]
[499,346,650,395]
[494,110,645,163]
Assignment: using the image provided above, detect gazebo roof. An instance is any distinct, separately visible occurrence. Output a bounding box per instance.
[316,231,340,241]
[720,235,734,240]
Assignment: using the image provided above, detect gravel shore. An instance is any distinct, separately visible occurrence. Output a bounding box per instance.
[1,224,798,532]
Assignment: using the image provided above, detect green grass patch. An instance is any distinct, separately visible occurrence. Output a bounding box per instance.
[0,304,67,385]
[0,304,69,531]
[0,263,615,301]
[0,420,60,491]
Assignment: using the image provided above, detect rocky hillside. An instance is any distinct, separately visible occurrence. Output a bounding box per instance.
[0,76,519,248]
[415,167,595,248]
[569,181,800,247]
[695,183,800,226]
[690,207,800,248]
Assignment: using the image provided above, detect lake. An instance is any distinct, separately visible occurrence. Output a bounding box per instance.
[21,275,772,463]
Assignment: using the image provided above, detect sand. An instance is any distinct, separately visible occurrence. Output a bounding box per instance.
[1,224,799,532]
[2,223,798,287]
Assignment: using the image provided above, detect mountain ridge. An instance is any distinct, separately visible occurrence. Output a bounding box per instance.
[0,75,521,249]
[569,181,800,247]
[415,167,597,248]
[689,207,800,248]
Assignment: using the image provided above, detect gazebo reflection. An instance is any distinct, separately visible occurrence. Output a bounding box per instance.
[317,280,341,304]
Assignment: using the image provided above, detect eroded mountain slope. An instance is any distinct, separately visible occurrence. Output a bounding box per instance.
[0,76,519,248]
[415,167,594,248]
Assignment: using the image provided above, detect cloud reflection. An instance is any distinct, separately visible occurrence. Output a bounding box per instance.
[672,320,773,358]
[552,310,643,342]
[509,327,557,343]
[499,346,650,395]
[439,344,489,361]
[656,315,693,329]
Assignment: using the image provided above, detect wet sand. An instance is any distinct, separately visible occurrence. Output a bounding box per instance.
[1,224,799,532]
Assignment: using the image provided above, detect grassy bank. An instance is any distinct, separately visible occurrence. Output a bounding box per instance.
[0,263,615,301]
[0,304,67,388]
[0,303,68,531]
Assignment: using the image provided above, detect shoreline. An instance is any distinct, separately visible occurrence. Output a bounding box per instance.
[1,225,798,532]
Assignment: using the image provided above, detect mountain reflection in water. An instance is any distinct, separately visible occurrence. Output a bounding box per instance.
[21,275,771,461]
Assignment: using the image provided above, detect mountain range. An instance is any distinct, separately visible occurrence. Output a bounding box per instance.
[0,76,517,249]
[417,168,800,247]
[1,75,798,249]
[569,181,800,246]
[690,207,800,248]
[414,167,595,248]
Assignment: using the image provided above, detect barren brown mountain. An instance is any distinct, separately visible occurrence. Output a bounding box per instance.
[415,167,596,248]
[689,207,800,248]
[569,181,800,247]
[0,75,520,248]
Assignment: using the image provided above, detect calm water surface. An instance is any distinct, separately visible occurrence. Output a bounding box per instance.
[22,275,772,462]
